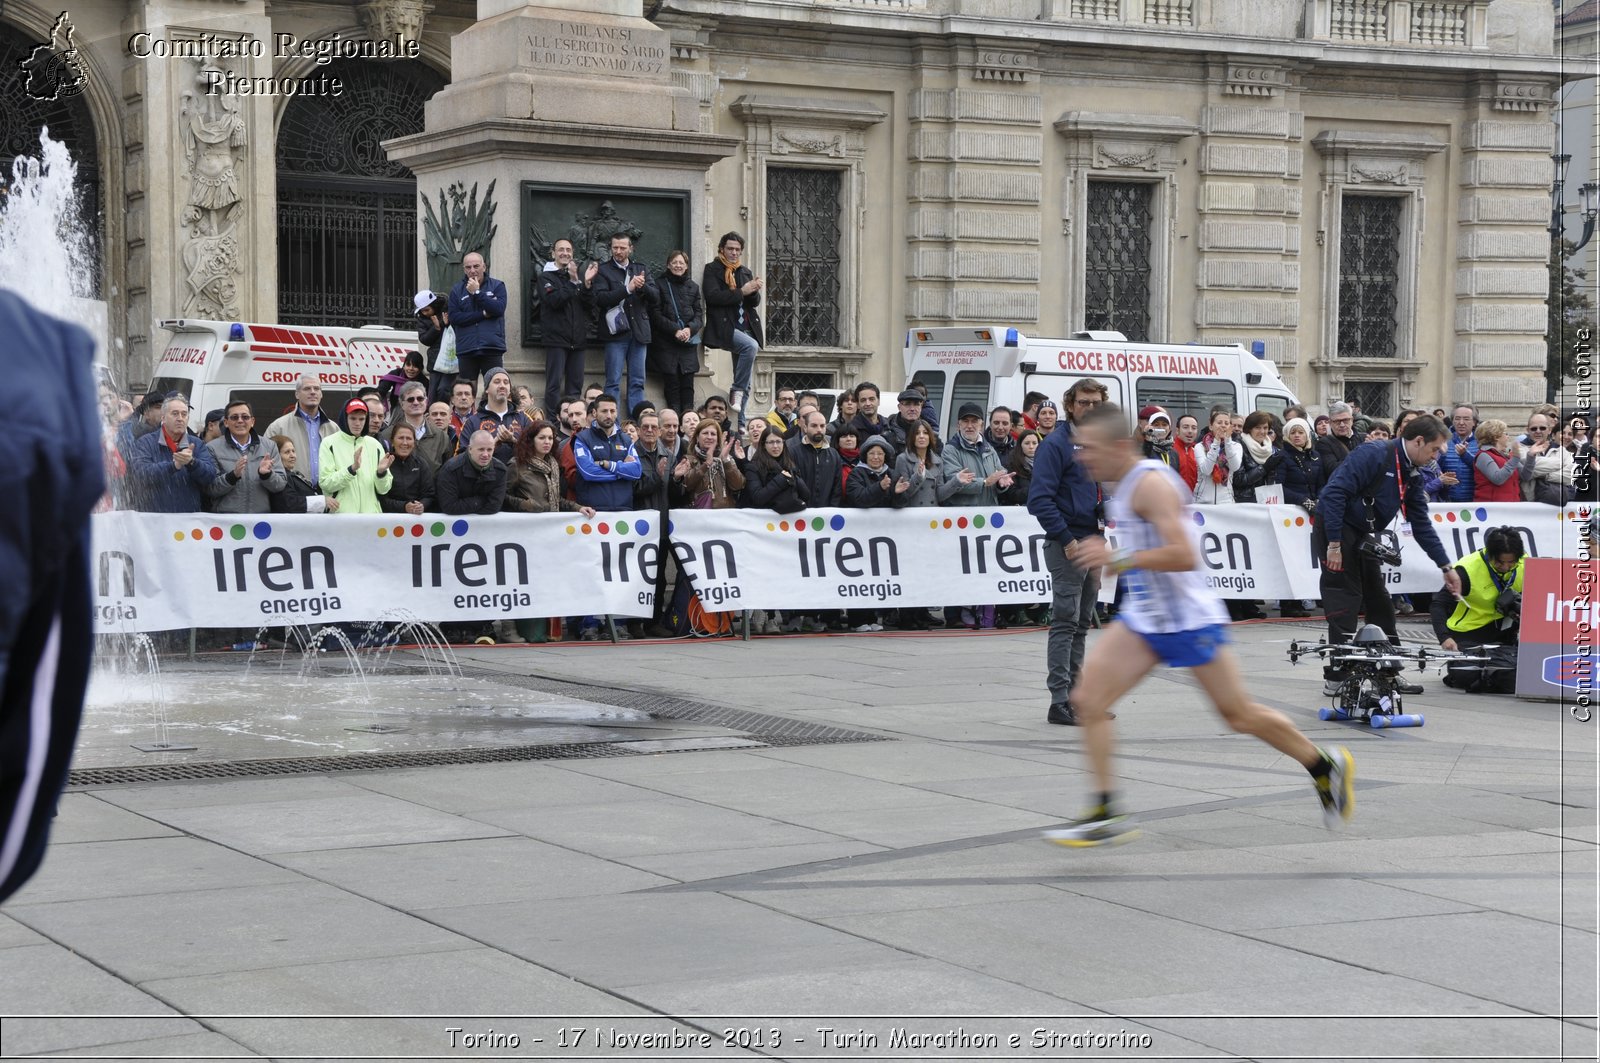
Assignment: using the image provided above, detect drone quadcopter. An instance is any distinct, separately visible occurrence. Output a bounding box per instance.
[1287,624,1492,728]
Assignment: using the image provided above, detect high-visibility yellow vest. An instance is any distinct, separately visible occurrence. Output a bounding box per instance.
[1446,549,1524,633]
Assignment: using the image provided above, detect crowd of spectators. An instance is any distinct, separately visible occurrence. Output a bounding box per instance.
[100,351,1597,649]
[95,231,1595,645]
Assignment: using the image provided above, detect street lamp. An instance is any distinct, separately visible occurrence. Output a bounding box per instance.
[1551,152,1600,252]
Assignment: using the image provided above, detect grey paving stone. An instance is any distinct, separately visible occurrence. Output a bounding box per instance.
[347,762,659,813]
[1248,910,1590,1014]
[0,945,195,1054]
[127,792,515,854]
[625,839,885,881]
[785,799,1060,849]
[141,949,647,1048]
[751,741,1065,784]
[7,835,302,906]
[421,892,902,988]
[18,1024,244,1056]
[40,793,183,843]
[0,913,47,949]
[273,836,673,909]
[1050,868,1483,931]
[30,1027,257,1058]
[818,893,1364,1005]
[468,797,850,858]
[727,882,1069,920]
[6,882,471,983]
[92,774,369,811]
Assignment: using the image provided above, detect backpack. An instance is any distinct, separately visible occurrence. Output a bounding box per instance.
[667,578,732,638]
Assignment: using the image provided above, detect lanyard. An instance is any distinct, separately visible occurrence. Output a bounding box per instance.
[1481,551,1514,595]
[1393,446,1407,514]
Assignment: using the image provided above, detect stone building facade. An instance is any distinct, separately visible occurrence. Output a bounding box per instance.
[0,0,1564,420]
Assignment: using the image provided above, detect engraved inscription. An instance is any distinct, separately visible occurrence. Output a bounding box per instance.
[523,21,666,76]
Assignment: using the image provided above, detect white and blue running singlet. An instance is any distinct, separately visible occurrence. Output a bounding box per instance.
[1108,459,1229,636]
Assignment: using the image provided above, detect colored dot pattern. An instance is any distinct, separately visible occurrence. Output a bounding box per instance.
[566,518,653,536]
[175,522,271,543]
[377,519,471,539]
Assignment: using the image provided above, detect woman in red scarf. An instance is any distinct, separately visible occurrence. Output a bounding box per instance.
[1192,407,1242,505]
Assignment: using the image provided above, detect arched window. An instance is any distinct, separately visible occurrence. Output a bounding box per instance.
[276,58,444,328]
[0,21,103,291]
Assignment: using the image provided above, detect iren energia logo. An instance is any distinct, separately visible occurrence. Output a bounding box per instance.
[179,520,343,618]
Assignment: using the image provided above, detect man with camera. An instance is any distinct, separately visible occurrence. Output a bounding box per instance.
[1315,414,1462,695]
[1428,526,1523,693]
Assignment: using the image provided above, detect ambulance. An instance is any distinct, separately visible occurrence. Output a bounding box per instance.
[148,319,420,428]
[903,327,1299,428]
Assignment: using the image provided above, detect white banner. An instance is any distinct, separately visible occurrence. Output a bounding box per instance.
[91,510,661,633]
[90,503,1581,632]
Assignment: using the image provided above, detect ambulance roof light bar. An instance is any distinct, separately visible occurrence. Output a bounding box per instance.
[1070,330,1127,342]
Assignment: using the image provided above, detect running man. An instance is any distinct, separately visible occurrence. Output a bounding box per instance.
[1044,404,1354,847]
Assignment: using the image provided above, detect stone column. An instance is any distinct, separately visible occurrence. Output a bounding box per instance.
[906,39,1045,327]
[1194,60,1304,388]
[384,0,736,390]
[1455,76,1559,420]
[121,0,277,378]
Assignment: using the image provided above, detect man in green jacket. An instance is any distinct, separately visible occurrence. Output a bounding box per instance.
[318,398,393,513]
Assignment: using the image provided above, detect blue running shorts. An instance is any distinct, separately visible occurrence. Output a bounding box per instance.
[1135,623,1230,668]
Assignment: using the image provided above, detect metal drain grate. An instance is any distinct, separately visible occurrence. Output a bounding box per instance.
[67,665,890,788]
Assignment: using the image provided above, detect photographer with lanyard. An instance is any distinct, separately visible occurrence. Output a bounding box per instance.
[1315,414,1462,696]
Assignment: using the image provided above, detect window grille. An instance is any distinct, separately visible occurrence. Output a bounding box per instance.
[765,168,842,347]
[1084,181,1154,342]
[1336,195,1402,359]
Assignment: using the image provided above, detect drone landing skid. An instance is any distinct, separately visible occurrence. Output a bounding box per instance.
[1318,705,1425,728]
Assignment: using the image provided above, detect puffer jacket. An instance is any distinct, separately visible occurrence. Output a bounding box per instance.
[1278,442,1325,507]
[941,431,1005,507]
[205,434,286,514]
[786,436,843,509]
[537,265,595,349]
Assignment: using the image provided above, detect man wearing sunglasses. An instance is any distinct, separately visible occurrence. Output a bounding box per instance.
[205,399,286,513]
[393,380,451,470]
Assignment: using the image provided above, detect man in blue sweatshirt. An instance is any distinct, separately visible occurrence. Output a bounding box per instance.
[1028,379,1110,726]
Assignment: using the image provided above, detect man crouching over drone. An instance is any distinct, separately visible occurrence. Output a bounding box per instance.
[1315,414,1463,696]
[1430,526,1524,694]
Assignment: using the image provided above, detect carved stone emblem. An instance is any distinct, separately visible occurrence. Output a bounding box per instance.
[422,180,498,293]
[179,60,248,317]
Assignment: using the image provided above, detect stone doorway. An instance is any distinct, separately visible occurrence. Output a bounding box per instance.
[275,58,444,328]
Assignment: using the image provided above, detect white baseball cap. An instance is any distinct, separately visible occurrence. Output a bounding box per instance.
[413,289,440,312]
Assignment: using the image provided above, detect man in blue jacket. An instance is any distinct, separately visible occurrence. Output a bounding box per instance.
[1315,414,1462,694]
[128,395,218,512]
[0,291,104,903]
[1027,379,1110,726]
[447,252,508,393]
[572,393,642,511]
[1438,403,1479,502]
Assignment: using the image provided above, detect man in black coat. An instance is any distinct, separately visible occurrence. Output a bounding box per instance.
[590,232,658,419]
[701,231,763,428]
[786,408,843,508]
[537,238,597,422]
[436,430,509,514]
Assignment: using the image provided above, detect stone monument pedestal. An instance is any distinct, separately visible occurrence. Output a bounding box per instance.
[384,0,736,406]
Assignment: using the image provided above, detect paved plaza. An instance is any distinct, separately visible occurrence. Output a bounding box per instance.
[2,621,1596,1061]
